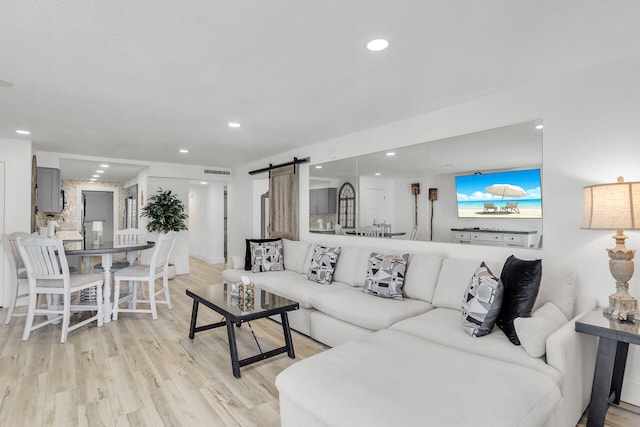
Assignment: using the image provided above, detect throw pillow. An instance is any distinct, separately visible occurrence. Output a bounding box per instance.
[250,240,283,273]
[244,238,280,270]
[362,252,410,300]
[307,244,341,284]
[461,262,504,337]
[497,255,543,345]
[514,302,568,358]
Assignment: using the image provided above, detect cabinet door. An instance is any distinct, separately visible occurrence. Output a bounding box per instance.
[327,188,337,214]
[309,189,320,213]
[36,167,61,213]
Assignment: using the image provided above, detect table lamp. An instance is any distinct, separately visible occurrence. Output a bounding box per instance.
[92,221,103,245]
[582,177,640,321]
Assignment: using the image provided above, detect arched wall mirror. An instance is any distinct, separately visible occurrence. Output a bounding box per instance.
[309,119,543,249]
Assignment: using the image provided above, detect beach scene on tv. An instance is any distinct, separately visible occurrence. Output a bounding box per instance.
[455,169,542,218]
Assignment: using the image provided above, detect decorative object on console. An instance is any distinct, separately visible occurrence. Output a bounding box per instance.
[461,262,504,337]
[250,240,283,273]
[496,255,542,345]
[307,244,341,284]
[362,252,409,300]
[581,176,640,321]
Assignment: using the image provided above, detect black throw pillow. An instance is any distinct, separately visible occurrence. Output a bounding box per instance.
[496,255,542,345]
[244,238,281,270]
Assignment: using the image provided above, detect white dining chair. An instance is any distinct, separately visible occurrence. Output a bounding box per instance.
[2,232,31,325]
[361,226,382,237]
[17,236,104,343]
[112,231,177,320]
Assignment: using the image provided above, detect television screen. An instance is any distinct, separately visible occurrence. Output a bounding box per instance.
[455,169,542,218]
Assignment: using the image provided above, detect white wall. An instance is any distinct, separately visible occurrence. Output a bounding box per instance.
[0,139,32,307]
[227,53,640,405]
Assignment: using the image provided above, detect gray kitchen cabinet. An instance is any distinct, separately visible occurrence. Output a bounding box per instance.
[310,188,337,213]
[36,167,63,213]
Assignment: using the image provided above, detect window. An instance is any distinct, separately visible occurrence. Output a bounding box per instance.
[338,182,355,229]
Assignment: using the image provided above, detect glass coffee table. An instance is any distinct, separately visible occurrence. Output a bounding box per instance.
[186,283,299,378]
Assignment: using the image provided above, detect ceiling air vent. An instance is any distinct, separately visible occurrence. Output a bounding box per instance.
[204,168,231,176]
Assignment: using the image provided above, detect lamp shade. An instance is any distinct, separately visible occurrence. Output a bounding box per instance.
[582,178,640,230]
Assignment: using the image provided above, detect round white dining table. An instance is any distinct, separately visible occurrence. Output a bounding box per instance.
[66,241,155,323]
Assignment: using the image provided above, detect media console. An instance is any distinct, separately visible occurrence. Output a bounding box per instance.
[451,228,538,248]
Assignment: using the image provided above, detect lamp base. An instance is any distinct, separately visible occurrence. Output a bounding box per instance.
[604,282,638,321]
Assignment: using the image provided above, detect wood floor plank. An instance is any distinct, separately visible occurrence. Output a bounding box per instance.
[2,257,639,426]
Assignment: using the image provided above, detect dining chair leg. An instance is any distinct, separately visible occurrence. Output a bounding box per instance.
[150,280,158,320]
[163,275,172,310]
[96,285,104,328]
[22,291,37,341]
[112,279,121,321]
[60,292,71,343]
[131,281,137,309]
[4,281,19,325]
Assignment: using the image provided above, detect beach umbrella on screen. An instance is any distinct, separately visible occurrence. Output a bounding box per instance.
[485,183,526,201]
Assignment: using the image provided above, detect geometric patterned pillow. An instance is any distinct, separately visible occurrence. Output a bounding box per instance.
[362,252,409,300]
[307,244,341,284]
[250,240,283,273]
[461,262,504,337]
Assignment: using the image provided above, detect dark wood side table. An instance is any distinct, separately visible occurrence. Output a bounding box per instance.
[575,307,640,427]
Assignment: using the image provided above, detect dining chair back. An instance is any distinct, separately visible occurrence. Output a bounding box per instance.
[334,224,345,235]
[2,232,31,324]
[112,231,177,320]
[17,236,104,343]
[361,226,382,237]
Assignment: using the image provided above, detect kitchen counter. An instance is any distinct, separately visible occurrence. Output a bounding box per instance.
[56,229,83,242]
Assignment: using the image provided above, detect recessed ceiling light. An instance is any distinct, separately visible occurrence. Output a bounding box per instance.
[366,39,389,51]
[200,181,207,185]
[375,172,382,176]
[228,122,241,128]
[92,174,99,178]
[16,130,30,135]
[100,164,109,168]
[386,152,395,156]
[179,149,189,153]
[315,165,323,169]
[0,79,13,87]
[90,178,97,181]
[96,170,104,174]
[535,124,543,130]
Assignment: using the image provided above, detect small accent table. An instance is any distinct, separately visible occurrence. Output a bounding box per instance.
[575,307,640,427]
[186,284,299,378]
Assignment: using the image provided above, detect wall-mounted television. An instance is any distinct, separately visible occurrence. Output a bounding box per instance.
[455,168,542,219]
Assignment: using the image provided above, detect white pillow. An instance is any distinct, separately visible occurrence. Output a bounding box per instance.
[513,302,568,358]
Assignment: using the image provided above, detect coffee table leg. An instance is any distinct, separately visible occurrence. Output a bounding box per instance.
[226,318,241,378]
[281,312,295,359]
[188,299,199,339]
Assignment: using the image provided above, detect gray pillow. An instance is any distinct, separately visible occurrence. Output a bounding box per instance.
[362,252,409,300]
[461,262,504,337]
[250,240,283,273]
[307,244,341,284]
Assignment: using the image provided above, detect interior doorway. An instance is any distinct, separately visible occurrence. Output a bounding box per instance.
[76,186,119,247]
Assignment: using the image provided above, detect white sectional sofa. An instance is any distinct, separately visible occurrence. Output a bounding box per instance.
[222,239,598,427]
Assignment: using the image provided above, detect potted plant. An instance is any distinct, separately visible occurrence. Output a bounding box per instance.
[141,188,188,278]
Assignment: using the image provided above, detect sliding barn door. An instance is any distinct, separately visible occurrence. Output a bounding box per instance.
[269,165,299,241]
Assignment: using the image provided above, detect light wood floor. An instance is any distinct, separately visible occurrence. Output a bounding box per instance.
[1,257,639,427]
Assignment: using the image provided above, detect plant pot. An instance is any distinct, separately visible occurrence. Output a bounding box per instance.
[168,264,176,280]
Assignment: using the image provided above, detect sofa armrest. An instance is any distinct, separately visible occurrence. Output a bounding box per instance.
[227,255,244,270]
[546,305,598,427]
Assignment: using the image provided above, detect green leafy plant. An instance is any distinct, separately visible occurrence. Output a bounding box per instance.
[141,188,188,232]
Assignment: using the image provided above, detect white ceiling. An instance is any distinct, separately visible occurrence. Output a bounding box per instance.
[2,1,640,179]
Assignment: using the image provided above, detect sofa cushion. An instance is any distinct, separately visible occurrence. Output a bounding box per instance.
[250,240,284,272]
[432,258,493,310]
[461,262,504,337]
[257,272,352,309]
[514,302,568,358]
[244,238,280,270]
[276,329,561,427]
[402,253,443,302]
[310,287,432,331]
[390,308,562,384]
[282,239,312,274]
[362,252,409,300]
[497,255,542,345]
[332,245,371,287]
[534,267,576,320]
[307,244,341,284]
